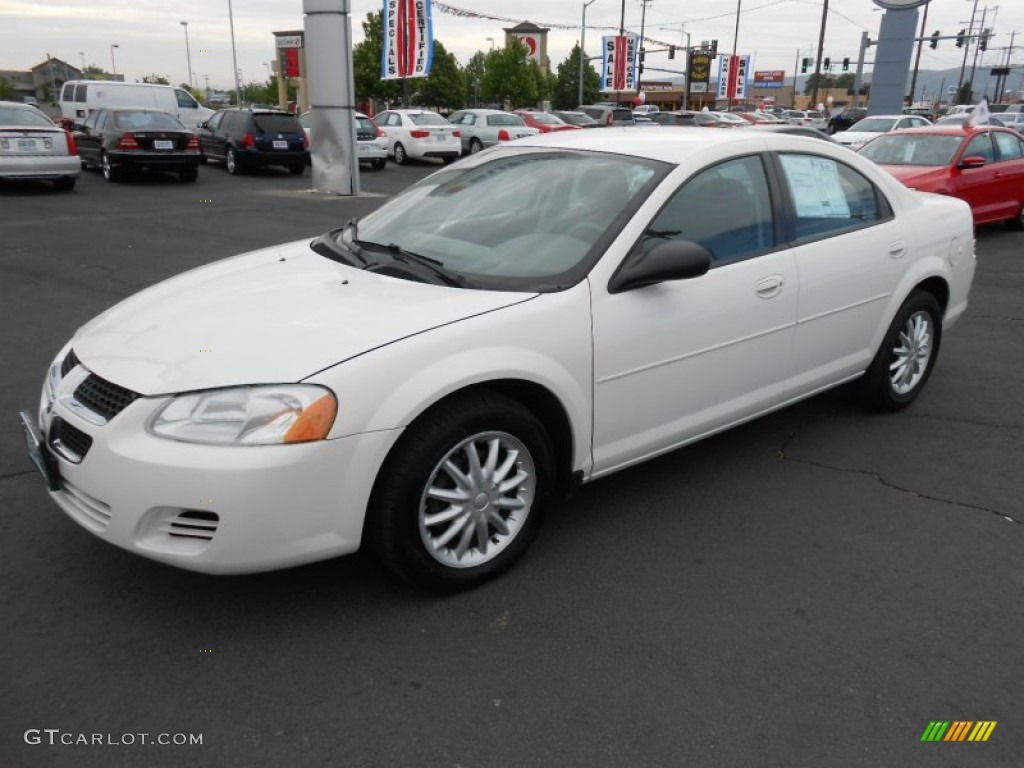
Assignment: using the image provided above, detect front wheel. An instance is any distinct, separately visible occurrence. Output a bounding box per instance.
[367,392,554,592]
[853,290,942,411]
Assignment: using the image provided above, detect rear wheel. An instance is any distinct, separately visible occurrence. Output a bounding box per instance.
[469,138,483,154]
[101,152,121,182]
[225,146,242,175]
[53,176,76,192]
[393,142,408,165]
[368,392,554,592]
[854,290,942,411]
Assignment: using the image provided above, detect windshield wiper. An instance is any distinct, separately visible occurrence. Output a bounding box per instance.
[359,240,476,288]
[310,219,370,267]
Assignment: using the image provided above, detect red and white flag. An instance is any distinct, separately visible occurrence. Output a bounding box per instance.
[381,0,434,80]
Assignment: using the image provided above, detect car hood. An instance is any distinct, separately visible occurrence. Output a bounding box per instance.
[879,165,949,189]
[72,240,535,396]
[836,131,882,145]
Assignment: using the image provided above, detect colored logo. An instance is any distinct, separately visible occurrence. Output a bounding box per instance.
[921,721,997,742]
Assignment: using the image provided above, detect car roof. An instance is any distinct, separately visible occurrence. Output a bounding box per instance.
[870,124,1006,138]
[512,125,846,161]
[459,108,518,115]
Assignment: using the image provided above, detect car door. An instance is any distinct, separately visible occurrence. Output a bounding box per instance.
[775,152,907,390]
[198,111,226,159]
[374,111,398,153]
[950,132,1005,223]
[990,130,1024,219]
[590,154,798,474]
[74,109,103,165]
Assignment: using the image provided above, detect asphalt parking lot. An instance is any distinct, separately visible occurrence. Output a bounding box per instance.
[1,157,1022,768]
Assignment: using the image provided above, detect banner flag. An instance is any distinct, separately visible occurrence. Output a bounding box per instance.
[601,35,639,92]
[381,0,434,80]
[716,54,752,99]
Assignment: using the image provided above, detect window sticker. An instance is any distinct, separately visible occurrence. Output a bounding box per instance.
[781,155,850,218]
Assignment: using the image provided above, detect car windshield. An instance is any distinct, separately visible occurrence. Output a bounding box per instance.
[849,117,898,132]
[0,106,55,127]
[859,134,964,166]
[342,149,668,291]
[409,112,448,126]
[112,111,185,130]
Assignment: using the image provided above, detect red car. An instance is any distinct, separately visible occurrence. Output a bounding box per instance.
[513,110,580,133]
[859,125,1024,228]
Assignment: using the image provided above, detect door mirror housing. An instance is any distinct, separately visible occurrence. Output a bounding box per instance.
[609,239,712,294]
[959,155,986,169]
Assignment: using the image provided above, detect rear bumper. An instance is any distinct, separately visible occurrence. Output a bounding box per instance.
[0,155,81,179]
[110,150,200,169]
[242,149,308,167]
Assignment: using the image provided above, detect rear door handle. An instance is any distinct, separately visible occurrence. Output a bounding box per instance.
[889,241,906,258]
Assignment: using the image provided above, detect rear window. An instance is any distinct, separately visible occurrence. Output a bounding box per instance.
[486,114,526,127]
[355,116,376,132]
[252,114,301,133]
[0,106,55,127]
[611,109,634,121]
[112,111,185,130]
[409,112,448,126]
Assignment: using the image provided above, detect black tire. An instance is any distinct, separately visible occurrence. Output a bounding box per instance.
[442,155,456,165]
[853,290,943,411]
[469,138,483,154]
[367,392,555,592]
[53,176,75,192]
[197,151,208,165]
[225,146,242,175]
[371,158,386,170]
[100,152,121,183]
[288,163,304,175]
[179,167,198,182]
[393,142,408,165]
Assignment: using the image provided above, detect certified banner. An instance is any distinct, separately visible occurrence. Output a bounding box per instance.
[716,54,752,99]
[381,0,434,80]
[601,35,639,92]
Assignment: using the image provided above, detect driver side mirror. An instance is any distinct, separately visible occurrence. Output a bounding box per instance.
[608,239,712,294]
[959,155,986,169]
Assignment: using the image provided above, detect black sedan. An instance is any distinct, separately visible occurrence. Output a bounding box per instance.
[74,108,200,182]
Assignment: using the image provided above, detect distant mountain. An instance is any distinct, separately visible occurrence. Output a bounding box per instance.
[794,66,1021,104]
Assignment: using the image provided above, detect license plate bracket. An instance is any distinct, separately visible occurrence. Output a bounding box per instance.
[19,410,60,492]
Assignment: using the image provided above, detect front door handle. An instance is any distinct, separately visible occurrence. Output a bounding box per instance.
[755,275,784,299]
[889,241,906,258]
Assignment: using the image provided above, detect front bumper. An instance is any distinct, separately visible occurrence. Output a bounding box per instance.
[23,377,401,574]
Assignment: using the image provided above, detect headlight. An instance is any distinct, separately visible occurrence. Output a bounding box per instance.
[148,385,337,446]
[44,341,74,401]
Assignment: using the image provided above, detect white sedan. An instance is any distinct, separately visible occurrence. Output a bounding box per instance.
[373,108,460,165]
[21,129,976,591]
[0,100,80,190]
[834,114,932,150]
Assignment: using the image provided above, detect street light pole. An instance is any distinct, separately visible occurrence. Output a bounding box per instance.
[79,52,85,72]
[110,43,119,76]
[228,0,242,107]
[908,0,930,107]
[728,0,742,110]
[579,0,600,107]
[180,21,194,89]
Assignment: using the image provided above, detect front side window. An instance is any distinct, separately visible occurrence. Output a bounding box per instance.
[639,156,775,266]
[779,154,886,240]
[993,131,1024,161]
[963,133,995,163]
[175,88,198,109]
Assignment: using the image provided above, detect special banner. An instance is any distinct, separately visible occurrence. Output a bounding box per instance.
[601,35,639,92]
[381,0,434,80]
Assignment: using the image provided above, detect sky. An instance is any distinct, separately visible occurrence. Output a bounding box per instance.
[3,0,1023,95]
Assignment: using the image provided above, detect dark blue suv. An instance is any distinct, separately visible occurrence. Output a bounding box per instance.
[197,108,308,175]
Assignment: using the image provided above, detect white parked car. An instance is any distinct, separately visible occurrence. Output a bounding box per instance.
[373,108,460,165]
[21,129,976,591]
[0,101,80,190]
[835,114,932,150]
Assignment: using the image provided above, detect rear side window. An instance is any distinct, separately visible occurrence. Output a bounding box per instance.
[992,131,1023,161]
[779,154,887,241]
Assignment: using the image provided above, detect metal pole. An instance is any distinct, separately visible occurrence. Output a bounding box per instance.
[958,0,980,102]
[811,0,829,109]
[968,7,988,100]
[728,0,742,109]
[909,0,930,106]
[228,0,242,107]
[181,21,194,89]
[852,31,868,108]
[110,44,119,75]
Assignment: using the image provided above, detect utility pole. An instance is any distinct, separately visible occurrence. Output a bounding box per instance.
[728,0,742,110]
[968,6,989,99]
[958,0,980,102]
[909,0,930,106]
[810,0,829,109]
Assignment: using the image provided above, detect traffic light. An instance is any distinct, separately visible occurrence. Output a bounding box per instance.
[823,56,831,70]
[801,57,810,73]
[842,57,850,71]
[956,29,965,48]
[639,47,645,73]
[980,28,990,51]
[930,30,940,50]
[668,45,675,60]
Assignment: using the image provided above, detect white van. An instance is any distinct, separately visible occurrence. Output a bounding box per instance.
[59,81,215,129]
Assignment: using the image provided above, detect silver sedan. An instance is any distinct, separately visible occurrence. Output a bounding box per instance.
[447,109,540,155]
[0,101,80,191]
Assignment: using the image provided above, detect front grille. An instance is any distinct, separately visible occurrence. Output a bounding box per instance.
[73,374,140,422]
[161,510,219,541]
[50,417,93,462]
[60,348,80,377]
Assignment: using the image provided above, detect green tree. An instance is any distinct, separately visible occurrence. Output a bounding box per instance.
[141,74,170,85]
[480,39,538,108]
[463,51,487,107]
[416,41,466,110]
[0,75,15,100]
[956,80,972,104]
[803,71,854,96]
[552,45,600,109]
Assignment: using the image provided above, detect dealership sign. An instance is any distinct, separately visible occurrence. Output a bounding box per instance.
[753,70,785,88]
